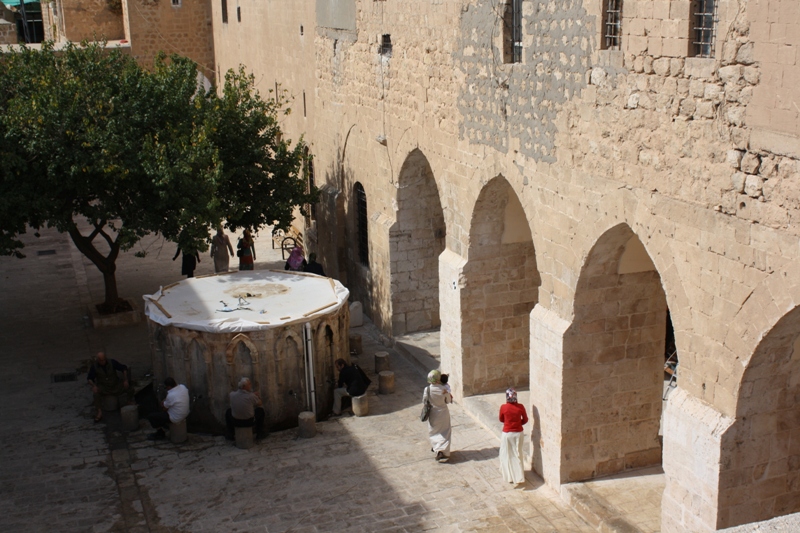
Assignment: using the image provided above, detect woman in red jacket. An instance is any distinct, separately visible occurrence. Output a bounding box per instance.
[498,387,528,484]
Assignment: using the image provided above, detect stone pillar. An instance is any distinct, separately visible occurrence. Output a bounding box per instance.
[349,333,362,355]
[378,371,395,394]
[439,249,466,401]
[375,351,390,373]
[170,419,187,444]
[235,426,255,449]
[298,411,316,438]
[352,394,369,416]
[661,389,733,532]
[529,305,569,489]
[121,405,139,431]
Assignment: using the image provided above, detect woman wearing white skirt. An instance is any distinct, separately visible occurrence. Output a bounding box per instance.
[423,370,452,463]
[498,387,528,484]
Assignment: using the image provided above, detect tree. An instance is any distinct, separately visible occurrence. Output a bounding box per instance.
[0,42,314,312]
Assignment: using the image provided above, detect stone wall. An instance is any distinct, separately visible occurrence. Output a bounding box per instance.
[0,20,16,45]
[210,0,800,529]
[123,0,215,81]
[51,0,125,42]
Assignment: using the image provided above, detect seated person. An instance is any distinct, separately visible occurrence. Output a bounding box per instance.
[304,253,326,276]
[87,351,132,422]
[226,377,267,440]
[147,377,190,440]
[332,358,370,416]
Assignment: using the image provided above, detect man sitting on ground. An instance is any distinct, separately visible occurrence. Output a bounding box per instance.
[87,351,133,422]
[332,358,370,416]
[226,377,267,440]
[147,377,190,440]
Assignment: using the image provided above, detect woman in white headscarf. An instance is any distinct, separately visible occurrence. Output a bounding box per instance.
[423,369,451,463]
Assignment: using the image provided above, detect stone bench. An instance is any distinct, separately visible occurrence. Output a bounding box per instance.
[352,394,369,417]
[235,425,255,449]
[170,419,187,444]
[378,371,395,394]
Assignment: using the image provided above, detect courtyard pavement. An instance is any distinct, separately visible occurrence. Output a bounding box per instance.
[0,225,597,533]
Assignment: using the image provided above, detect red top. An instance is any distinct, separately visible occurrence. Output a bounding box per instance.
[499,402,528,433]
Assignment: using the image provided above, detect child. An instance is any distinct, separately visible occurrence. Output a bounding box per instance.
[440,373,453,402]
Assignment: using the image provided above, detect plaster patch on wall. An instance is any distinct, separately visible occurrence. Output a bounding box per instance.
[456,0,593,163]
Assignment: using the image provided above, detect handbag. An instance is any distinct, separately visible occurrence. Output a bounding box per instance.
[236,238,243,257]
[420,385,432,422]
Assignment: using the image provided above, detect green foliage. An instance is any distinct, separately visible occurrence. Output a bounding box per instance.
[0,42,314,307]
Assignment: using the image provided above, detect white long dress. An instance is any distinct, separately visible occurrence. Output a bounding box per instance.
[424,384,451,457]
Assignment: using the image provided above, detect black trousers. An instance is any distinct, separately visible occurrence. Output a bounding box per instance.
[148,411,170,431]
[225,407,266,437]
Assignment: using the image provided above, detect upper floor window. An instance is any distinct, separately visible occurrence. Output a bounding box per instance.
[221,0,228,24]
[502,0,522,63]
[354,183,369,267]
[691,0,716,58]
[171,0,181,6]
[603,0,622,50]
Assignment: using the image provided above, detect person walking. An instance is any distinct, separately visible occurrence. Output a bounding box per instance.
[173,246,200,278]
[211,226,234,273]
[238,229,256,271]
[498,387,528,484]
[423,370,451,463]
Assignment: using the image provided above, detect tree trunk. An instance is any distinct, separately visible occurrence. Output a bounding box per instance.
[67,223,123,311]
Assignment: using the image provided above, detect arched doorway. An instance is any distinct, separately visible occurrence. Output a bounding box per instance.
[390,149,446,335]
[561,223,668,482]
[719,305,800,528]
[460,176,539,396]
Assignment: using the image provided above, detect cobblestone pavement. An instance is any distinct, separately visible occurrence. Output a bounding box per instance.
[0,226,595,532]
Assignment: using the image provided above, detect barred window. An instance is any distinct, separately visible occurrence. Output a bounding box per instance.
[691,0,716,58]
[502,0,522,64]
[355,183,369,267]
[603,0,622,50]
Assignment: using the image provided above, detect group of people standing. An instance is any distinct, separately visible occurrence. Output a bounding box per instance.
[175,228,326,278]
[422,370,529,485]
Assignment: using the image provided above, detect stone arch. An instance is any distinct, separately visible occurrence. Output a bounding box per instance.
[273,328,307,419]
[225,334,260,390]
[390,149,446,335]
[718,305,800,528]
[314,320,338,414]
[560,222,668,482]
[460,174,540,396]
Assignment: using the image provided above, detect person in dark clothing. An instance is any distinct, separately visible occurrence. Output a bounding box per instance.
[332,358,370,415]
[304,252,326,277]
[173,246,201,278]
[87,352,132,422]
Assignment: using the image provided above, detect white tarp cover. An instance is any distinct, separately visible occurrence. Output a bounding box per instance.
[143,270,349,333]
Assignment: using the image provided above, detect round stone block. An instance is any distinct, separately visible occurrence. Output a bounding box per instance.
[298,411,316,438]
[378,371,395,394]
[121,405,139,431]
[235,426,255,449]
[375,351,390,374]
[169,419,187,444]
[352,394,369,417]
[349,333,362,355]
[101,394,118,412]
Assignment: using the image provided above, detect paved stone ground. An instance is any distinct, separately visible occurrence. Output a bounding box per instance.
[0,226,596,532]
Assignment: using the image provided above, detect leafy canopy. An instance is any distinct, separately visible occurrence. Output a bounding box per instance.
[0,42,314,308]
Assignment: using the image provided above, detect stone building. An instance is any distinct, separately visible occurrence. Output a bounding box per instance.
[218,0,797,530]
[41,0,214,80]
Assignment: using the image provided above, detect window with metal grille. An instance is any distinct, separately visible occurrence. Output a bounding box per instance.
[502,0,522,63]
[221,0,228,24]
[603,0,622,50]
[691,0,716,58]
[355,183,369,267]
[171,0,181,6]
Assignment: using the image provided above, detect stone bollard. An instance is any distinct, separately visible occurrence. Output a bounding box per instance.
[349,301,364,327]
[375,351,390,374]
[352,394,369,417]
[349,333,362,355]
[298,411,316,438]
[235,426,255,449]
[378,371,395,394]
[101,394,118,412]
[169,419,187,444]
[121,405,139,431]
